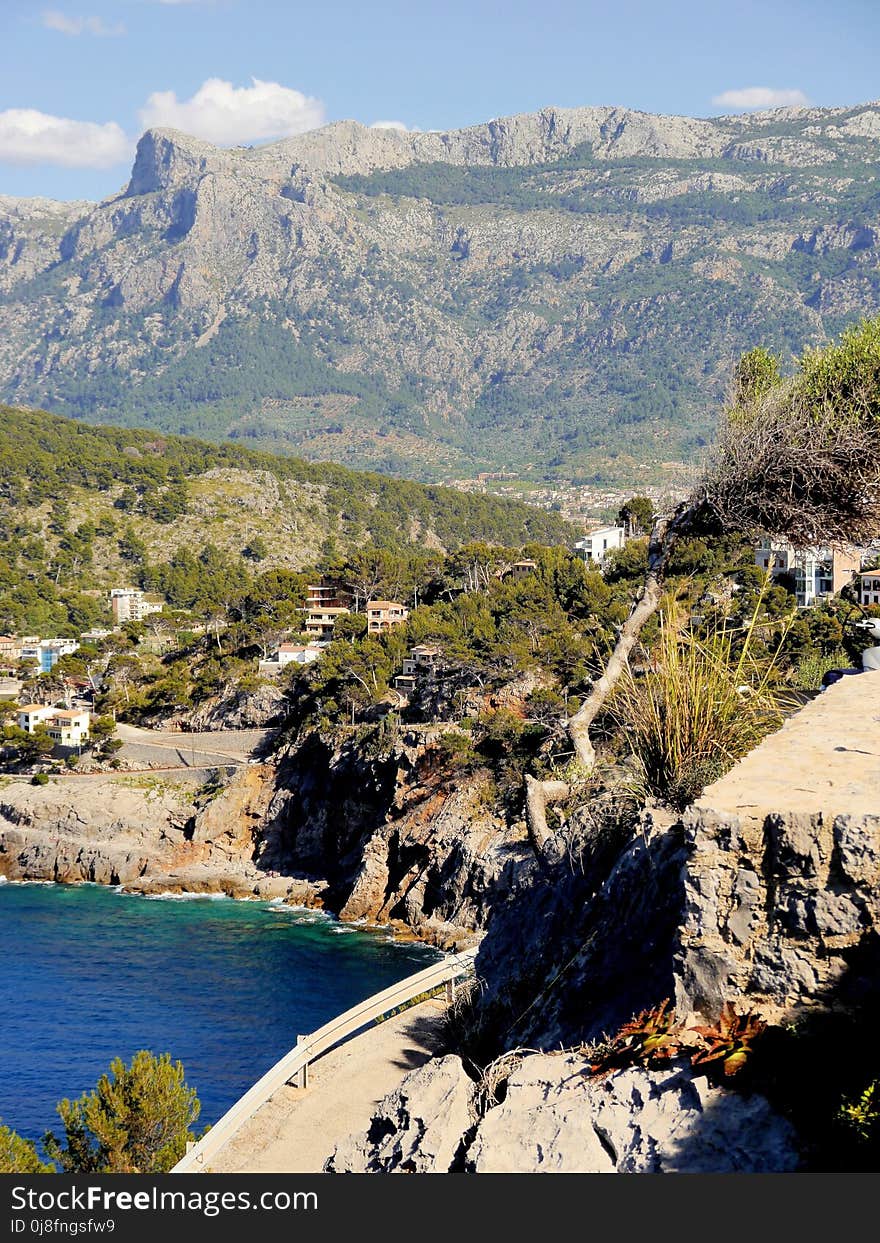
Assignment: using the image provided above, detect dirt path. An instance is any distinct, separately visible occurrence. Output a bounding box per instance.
[207,999,447,1173]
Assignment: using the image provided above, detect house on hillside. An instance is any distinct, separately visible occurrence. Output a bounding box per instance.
[16,705,91,748]
[499,559,538,579]
[16,705,55,732]
[394,645,441,699]
[755,539,861,608]
[44,709,91,748]
[306,582,351,608]
[258,643,322,675]
[19,638,79,673]
[858,570,880,608]
[401,645,441,676]
[110,588,164,624]
[366,601,409,633]
[574,525,626,566]
[303,604,350,640]
[0,636,22,667]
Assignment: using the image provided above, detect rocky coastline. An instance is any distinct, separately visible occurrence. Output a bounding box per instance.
[0,721,523,950]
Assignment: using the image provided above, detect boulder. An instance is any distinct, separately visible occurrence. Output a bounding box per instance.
[326,1055,476,1173]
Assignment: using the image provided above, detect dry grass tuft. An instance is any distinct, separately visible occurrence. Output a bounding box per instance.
[610,589,795,809]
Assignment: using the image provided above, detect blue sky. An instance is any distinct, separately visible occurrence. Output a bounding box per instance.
[2,0,878,200]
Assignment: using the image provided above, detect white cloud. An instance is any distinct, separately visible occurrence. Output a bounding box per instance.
[711,87,810,111]
[42,9,125,35]
[139,77,325,145]
[369,120,415,133]
[0,109,131,168]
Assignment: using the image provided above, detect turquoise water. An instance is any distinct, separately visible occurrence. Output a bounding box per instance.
[0,881,438,1146]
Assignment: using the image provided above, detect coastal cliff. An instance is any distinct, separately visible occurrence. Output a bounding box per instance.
[0,722,530,948]
[328,672,880,1172]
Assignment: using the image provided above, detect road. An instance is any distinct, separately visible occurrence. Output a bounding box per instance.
[208,999,446,1173]
[113,723,275,768]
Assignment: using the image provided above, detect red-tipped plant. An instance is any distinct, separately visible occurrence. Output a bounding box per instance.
[589,999,682,1076]
[690,1002,767,1078]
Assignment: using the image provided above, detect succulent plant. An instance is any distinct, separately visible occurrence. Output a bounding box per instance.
[690,1002,767,1078]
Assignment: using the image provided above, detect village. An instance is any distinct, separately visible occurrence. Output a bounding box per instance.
[2,520,880,769]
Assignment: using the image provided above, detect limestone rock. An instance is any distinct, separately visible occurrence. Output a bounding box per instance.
[182,682,286,731]
[326,1055,476,1172]
[676,671,880,1022]
[329,1051,799,1173]
[471,1055,799,1173]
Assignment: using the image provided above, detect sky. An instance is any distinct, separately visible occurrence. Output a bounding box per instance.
[1,0,878,201]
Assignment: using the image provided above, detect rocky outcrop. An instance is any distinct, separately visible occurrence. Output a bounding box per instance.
[180,682,286,731]
[466,673,880,1057]
[676,671,880,1023]
[328,1052,799,1173]
[0,721,529,944]
[461,808,685,1050]
[327,674,880,1172]
[0,769,319,904]
[327,1056,476,1173]
[0,777,197,886]
[252,725,533,947]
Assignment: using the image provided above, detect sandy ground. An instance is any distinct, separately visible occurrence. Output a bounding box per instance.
[207,999,447,1172]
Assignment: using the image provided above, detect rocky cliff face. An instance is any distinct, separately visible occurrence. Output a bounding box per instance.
[2,103,879,477]
[327,673,880,1172]
[327,1052,800,1173]
[0,767,311,900]
[252,725,533,947]
[0,721,531,946]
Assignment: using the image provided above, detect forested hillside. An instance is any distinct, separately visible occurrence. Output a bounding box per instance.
[0,406,571,635]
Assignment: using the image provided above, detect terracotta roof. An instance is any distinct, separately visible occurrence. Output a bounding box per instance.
[366,601,406,610]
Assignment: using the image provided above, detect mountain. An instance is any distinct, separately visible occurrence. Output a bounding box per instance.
[2,102,879,480]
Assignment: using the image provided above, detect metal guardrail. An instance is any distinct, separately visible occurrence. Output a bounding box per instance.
[171,946,477,1173]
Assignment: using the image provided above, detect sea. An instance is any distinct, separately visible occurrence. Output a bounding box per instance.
[0,879,439,1145]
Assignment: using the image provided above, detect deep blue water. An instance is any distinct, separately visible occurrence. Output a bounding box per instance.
[0,881,438,1145]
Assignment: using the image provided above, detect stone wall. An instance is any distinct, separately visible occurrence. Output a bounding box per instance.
[677,671,880,1022]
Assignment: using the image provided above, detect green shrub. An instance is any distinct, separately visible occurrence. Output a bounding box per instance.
[43,1050,202,1174]
[0,1122,54,1173]
[31,772,50,786]
[792,648,848,690]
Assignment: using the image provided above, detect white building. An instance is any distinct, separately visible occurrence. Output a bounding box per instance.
[45,709,91,747]
[858,570,880,607]
[756,539,861,608]
[574,525,626,566]
[16,704,56,732]
[16,706,90,747]
[19,638,79,673]
[110,588,164,624]
[80,629,113,644]
[258,643,322,675]
[401,645,441,677]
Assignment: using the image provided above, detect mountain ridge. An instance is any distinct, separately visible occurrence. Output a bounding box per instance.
[2,100,879,480]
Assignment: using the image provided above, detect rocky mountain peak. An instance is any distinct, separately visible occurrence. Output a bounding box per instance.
[2,100,879,480]
[125,127,231,197]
